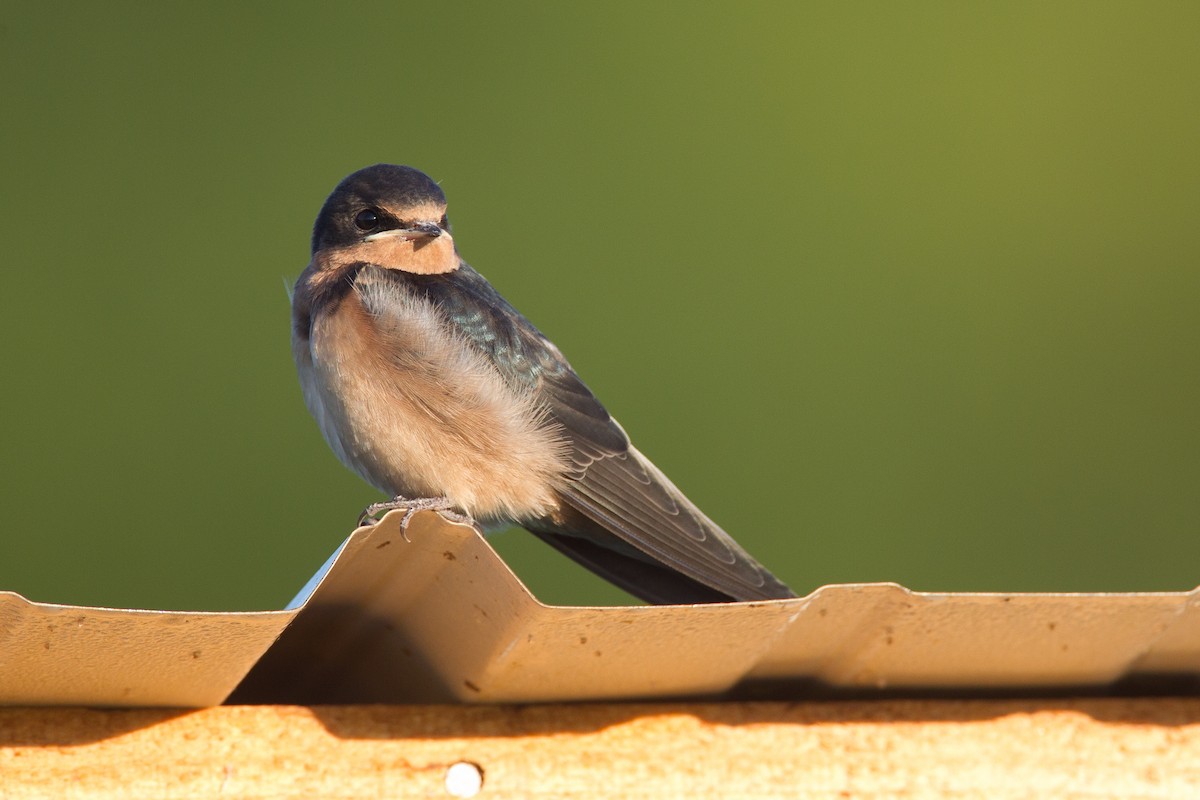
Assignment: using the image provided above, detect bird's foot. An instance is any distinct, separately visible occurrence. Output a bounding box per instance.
[357,495,474,538]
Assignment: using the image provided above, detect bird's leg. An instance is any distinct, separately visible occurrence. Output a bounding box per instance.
[357,495,474,537]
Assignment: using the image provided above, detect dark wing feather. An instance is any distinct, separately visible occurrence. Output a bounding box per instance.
[525,523,735,604]
[411,265,795,602]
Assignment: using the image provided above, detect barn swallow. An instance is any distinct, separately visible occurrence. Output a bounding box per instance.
[292,164,796,604]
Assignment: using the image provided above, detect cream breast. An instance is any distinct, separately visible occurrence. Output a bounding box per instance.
[298,273,571,522]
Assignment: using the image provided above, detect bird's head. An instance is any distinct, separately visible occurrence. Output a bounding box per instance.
[311,164,459,275]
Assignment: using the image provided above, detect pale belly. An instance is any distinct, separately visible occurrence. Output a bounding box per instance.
[295,285,569,523]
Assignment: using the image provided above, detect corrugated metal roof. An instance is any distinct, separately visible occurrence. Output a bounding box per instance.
[3,510,1197,707]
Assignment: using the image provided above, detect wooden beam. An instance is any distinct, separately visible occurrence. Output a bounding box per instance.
[2,699,1198,798]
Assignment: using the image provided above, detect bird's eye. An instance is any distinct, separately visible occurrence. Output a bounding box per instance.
[354,208,381,230]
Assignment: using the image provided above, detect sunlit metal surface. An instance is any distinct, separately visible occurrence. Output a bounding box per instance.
[233,511,1200,704]
[0,594,292,707]
[2,509,1196,707]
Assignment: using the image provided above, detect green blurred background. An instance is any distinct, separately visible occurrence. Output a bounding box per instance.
[1,3,1197,611]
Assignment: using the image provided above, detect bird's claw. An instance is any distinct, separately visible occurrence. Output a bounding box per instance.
[357,495,474,540]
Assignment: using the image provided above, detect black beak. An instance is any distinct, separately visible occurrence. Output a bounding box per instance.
[364,221,443,242]
[407,221,442,238]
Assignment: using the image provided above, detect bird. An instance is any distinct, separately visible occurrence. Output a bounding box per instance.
[291,164,796,604]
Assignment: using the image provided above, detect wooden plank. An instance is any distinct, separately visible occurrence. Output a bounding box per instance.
[1,699,1198,798]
